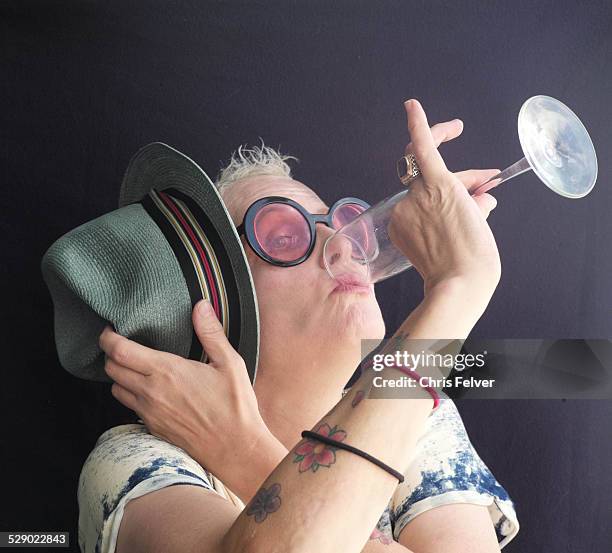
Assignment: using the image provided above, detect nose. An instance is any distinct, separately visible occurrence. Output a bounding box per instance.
[318,224,370,282]
[317,224,353,273]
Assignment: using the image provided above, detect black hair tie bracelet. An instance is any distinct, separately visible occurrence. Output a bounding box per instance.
[300,430,404,483]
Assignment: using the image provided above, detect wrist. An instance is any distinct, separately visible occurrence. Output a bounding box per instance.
[393,274,497,342]
[232,422,288,504]
[424,273,499,306]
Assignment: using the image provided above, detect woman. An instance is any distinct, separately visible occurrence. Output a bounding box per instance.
[79,99,519,552]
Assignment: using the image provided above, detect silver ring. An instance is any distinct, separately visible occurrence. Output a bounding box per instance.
[397,153,421,186]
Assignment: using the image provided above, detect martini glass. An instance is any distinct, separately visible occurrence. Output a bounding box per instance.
[323,95,598,284]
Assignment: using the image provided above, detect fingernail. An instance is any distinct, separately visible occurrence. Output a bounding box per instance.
[199,299,213,315]
[404,99,413,108]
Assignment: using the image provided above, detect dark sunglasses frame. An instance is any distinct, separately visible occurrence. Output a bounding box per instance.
[236,196,371,267]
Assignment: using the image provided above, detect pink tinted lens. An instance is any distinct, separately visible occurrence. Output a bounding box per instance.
[253,203,311,262]
[331,202,367,229]
[332,203,370,256]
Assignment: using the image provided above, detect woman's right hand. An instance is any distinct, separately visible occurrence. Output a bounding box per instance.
[389,99,502,298]
[99,299,285,503]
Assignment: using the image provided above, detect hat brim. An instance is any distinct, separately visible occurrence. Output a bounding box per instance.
[118,142,260,385]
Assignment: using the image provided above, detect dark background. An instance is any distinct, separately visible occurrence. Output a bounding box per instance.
[2,1,611,551]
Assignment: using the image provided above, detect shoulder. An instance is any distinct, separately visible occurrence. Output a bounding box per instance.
[78,423,219,553]
[391,397,520,548]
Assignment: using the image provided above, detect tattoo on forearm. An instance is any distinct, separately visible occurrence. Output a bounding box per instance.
[362,331,411,374]
[387,330,410,355]
[246,482,282,523]
[369,527,393,545]
[292,423,347,473]
[355,331,412,405]
[351,389,365,408]
[369,507,393,545]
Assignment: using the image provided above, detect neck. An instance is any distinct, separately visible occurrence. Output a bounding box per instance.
[254,348,360,451]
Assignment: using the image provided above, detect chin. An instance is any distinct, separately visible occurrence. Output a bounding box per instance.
[335,299,385,343]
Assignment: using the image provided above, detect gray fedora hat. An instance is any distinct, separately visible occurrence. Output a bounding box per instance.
[41,142,260,385]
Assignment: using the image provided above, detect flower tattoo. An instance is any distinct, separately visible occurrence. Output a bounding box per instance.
[293,423,347,473]
[246,482,282,523]
[369,526,393,545]
[369,507,394,544]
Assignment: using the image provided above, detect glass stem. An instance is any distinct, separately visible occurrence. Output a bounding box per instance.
[470,157,532,196]
[486,157,532,186]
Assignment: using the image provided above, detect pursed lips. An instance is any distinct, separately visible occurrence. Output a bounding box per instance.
[331,274,372,295]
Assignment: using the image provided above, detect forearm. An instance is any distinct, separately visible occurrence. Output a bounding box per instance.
[221,369,431,553]
[221,282,491,553]
[408,276,496,340]
[228,429,288,504]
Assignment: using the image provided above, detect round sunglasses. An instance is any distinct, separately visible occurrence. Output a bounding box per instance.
[236,196,371,267]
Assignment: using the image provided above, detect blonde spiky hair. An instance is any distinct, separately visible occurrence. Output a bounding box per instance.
[214,138,299,197]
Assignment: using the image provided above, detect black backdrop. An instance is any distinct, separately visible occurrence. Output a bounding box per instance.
[2,1,611,552]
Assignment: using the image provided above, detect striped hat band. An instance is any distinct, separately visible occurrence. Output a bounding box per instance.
[139,187,240,364]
